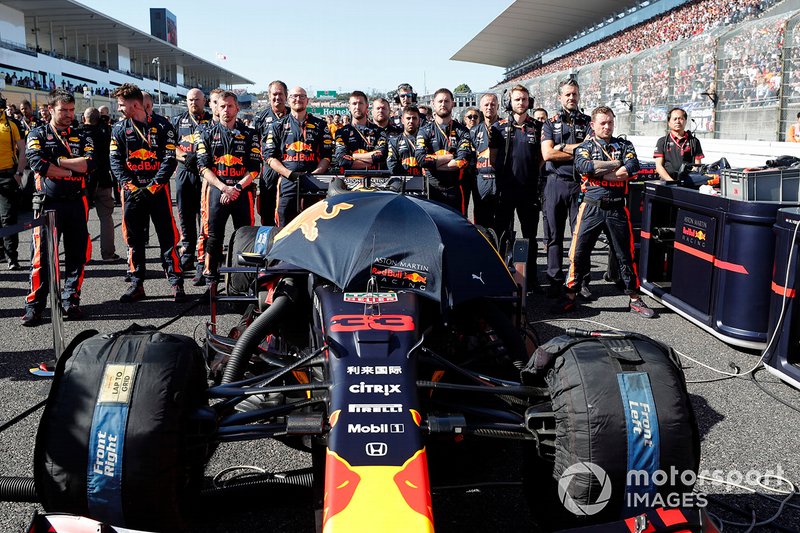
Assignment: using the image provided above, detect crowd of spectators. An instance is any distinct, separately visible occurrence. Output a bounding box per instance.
[501,0,778,86]
[716,15,787,108]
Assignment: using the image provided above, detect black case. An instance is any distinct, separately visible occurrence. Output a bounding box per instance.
[34,326,211,532]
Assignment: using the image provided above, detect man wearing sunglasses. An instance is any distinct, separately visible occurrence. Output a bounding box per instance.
[392,83,419,128]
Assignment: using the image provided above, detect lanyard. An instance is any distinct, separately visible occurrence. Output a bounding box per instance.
[130,118,151,147]
[402,132,415,151]
[592,138,617,161]
[352,123,372,149]
[49,124,73,155]
[669,131,691,154]
[434,120,453,150]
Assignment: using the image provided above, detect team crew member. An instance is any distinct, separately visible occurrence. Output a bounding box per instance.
[329,114,342,139]
[371,97,402,141]
[333,91,388,172]
[209,88,225,122]
[253,80,288,225]
[81,107,117,263]
[0,95,26,271]
[264,86,332,226]
[23,89,94,326]
[470,93,502,233]
[392,83,419,128]
[533,108,548,123]
[197,91,260,286]
[562,106,654,318]
[415,88,473,213]
[172,88,212,275]
[541,78,591,298]
[386,105,422,176]
[109,83,184,303]
[654,107,704,181]
[494,85,543,286]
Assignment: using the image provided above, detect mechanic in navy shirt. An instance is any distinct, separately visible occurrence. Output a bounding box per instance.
[541,78,592,298]
[493,85,543,290]
[562,106,655,318]
[263,86,332,227]
[415,88,473,214]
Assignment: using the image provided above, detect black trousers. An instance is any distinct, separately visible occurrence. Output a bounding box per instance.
[121,186,182,287]
[203,186,254,281]
[543,175,581,284]
[174,169,202,265]
[496,186,540,283]
[258,172,279,226]
[0,174,19,261]
[26,195,90,311]
[566,202,638,295]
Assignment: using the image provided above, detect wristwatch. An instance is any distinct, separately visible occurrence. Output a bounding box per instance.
[234,183,243,192]
[557,143,566,152]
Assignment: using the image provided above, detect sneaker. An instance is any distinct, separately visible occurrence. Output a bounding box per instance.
[173,285,187,303]
[123,272,132,283]
[101,253,121,263]
[63,303,84,320]
[629,298,655,319]
[120,283,145,303]
[550,295,577,314]
[577,285,594,301]
[180,258,195,272]
[192,270,206,287]
[7,260,22,271]
[21,308,43,327]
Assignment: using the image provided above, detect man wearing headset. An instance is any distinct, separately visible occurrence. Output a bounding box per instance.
[493,85,542,291]
[541,78,591,301]
[392,83,419,128]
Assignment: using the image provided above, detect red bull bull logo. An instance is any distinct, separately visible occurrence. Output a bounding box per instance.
[214,153,247,178]
[284,141,316,162]
[403,272,427,284]
[129,148,157,160]
[215,154,245,166]
[287,141,314,152]
[273,200,354,242]
[127,148,160,171]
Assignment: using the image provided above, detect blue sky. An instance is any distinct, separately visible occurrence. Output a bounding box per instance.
[79,0,510,95]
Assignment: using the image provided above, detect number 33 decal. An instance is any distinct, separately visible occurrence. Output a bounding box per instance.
[329,315,414,332]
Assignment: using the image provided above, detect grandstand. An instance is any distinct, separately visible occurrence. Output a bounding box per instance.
[455,0,800,142]
[0,0,252,117]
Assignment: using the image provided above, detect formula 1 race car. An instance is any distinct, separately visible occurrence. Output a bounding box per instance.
[21,175,709,533]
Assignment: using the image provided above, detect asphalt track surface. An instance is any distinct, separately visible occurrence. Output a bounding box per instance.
[1,199,799,533]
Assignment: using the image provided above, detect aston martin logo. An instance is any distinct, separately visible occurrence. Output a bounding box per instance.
[274,200,354,242]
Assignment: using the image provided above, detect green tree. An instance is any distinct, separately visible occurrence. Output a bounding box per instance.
[454,83,472,94]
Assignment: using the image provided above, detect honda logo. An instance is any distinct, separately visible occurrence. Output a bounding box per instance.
[365,442,388,457]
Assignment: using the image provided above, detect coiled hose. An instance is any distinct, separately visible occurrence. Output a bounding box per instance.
[0,476,38,502]
[221,278,298,384]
